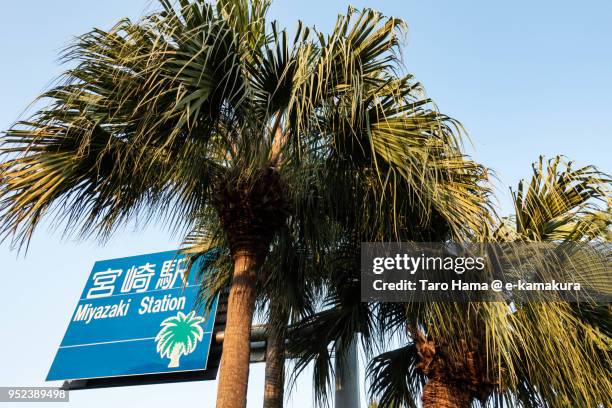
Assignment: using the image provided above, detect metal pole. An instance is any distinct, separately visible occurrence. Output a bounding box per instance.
[214,324,267,343]
[334,334,361,408]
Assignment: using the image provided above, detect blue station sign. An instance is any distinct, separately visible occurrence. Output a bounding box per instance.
[47,250,218,381]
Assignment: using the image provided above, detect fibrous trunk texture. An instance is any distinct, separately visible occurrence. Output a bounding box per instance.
[263,300,287,408]
[422,376,471,408]
[415,330,497,408]
[216,252,260,408]
[214,167,288,257]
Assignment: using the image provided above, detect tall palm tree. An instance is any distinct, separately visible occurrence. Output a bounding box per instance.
[185,220,323,408]
[0,1,493,407]
[365,156,611,408]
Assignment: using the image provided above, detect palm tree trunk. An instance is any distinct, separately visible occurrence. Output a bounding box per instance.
[421,376,471,408]
[216,251,260,408]
[263,300,287,408]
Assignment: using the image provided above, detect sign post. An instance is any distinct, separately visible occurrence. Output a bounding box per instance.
[47,250,219,384]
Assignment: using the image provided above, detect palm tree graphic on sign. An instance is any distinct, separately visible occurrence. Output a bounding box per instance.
[155,311,205,368]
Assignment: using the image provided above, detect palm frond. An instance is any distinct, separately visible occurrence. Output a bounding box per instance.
[367,344,425,408]
[513,156,611,241]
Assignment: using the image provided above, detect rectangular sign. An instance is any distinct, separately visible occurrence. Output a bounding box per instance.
[47,250,218,381]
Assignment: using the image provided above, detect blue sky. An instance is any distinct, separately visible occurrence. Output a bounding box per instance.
[0,1,610,407]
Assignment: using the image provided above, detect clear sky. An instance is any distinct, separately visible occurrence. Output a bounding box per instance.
[0,1,610,407]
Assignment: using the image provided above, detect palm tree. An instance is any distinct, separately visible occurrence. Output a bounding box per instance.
[0,1,493,406]
[365,156,611,408]
[185,223,322,408]
[156,311,206,368]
